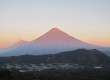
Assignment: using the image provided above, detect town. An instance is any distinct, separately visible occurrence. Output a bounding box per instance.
[0,63,84,72]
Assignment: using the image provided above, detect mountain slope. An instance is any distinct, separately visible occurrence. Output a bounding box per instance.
[53,49,110,66]
[32,28,84,45]
[0,40,31,56]
[31,28,98,48]
[0,49,109,67]
[0,28,110,56]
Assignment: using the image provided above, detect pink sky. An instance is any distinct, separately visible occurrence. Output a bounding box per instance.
[0,0,110,47]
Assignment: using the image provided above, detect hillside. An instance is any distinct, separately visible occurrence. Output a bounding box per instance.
[0,49,109,67]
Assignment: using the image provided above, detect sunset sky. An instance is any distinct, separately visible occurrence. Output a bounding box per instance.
[0,0,110,47]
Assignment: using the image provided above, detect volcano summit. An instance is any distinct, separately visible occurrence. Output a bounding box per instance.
[0,28,109,56]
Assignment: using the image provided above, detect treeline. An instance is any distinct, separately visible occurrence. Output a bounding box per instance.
[0,69,110,80]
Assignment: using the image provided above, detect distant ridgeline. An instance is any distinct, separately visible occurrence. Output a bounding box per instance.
[0,49,110,67]
[0,28,110,56]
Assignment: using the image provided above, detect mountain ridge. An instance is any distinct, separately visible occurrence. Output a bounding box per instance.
[0,49,109,67]
[0,28,110,56]
[32,28,95,45]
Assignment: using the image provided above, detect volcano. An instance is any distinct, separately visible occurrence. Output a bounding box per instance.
[0,28,110,56]
[32,28,86,46]
[31,28,98,49]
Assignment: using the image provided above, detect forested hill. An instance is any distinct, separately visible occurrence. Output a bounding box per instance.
[0,49,110,67]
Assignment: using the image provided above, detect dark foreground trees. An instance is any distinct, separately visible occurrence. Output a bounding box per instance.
[0,69,110,80]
